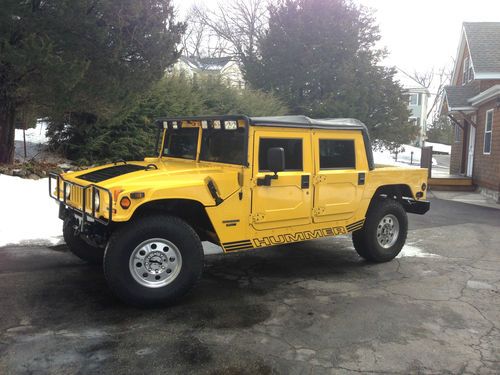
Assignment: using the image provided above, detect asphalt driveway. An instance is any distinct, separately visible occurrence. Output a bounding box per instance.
[0,198,499,374]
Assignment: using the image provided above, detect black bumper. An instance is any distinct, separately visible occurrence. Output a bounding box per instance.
[402,198,430,215]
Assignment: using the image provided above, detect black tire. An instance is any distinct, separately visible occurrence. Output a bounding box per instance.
[103,215,203,307]
[63,217,104,265]
[352,198,408,262]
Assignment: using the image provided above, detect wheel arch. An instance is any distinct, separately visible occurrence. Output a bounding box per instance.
[372,184,414,200]
[129,199,217,243]
[368,184,427,215]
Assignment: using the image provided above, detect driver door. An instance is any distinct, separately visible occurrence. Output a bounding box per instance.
[251,130,312,230]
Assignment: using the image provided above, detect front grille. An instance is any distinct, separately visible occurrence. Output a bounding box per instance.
[69,184,83,207]
[77,164,144,183]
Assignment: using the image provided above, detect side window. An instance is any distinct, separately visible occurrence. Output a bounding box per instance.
[484,109,493,154]
[259,138,303,171]
[319,139,356,169]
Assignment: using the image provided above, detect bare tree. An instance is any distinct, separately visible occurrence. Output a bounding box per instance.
[398,65,452,122]
[189,0,269,63]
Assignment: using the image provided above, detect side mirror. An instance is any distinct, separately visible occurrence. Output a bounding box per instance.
[267,147,285,175]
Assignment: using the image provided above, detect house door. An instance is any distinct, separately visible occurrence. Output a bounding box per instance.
[466,123,475,177]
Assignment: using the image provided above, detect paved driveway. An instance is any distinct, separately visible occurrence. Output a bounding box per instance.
[0,198,499,374]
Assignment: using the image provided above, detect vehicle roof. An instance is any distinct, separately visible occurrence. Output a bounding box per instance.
[155,115,374,170]
[156,114,367,130]
[249,115,366,130]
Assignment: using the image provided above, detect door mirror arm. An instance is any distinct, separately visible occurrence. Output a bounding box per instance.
[256,173,278,186]
[256,147,285,186]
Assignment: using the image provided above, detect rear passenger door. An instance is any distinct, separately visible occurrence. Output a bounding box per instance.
[312,131,366,222]
[251,130,312,230]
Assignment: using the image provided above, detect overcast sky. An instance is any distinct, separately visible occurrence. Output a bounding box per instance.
[175,0,500,91]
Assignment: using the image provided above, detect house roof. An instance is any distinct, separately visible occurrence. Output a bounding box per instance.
[464,22,500,75]
[444,83,480,110]
[179,56,235,71]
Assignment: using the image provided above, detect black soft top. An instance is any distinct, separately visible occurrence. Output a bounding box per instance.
[249,115,366,130]
[155,114,374,170]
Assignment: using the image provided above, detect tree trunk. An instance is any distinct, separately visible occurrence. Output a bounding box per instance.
[0,99,16,164]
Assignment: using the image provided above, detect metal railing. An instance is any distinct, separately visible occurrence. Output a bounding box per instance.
[49,172,113,229]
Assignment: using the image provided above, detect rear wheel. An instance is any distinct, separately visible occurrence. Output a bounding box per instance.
[352,199,407,262]
[63,217,104,265]
[103,215,203,307]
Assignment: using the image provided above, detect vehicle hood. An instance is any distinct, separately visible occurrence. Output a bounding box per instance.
[63,159,241,202]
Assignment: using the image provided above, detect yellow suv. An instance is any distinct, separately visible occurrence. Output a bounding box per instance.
[49,115,429,306]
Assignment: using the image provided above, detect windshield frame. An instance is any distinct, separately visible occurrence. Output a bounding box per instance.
[161,127,200,160]
[158,116,250,167]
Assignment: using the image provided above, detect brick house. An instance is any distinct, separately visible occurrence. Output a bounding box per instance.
[441,22,500,202]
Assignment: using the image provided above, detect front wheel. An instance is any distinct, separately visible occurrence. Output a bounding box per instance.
[63,217,104,265]
[352,199,408,262]
[103,215,203,307]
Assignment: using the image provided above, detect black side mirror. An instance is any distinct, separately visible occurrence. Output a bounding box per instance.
[267,147,285,175]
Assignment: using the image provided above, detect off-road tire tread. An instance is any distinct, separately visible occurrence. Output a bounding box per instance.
[104,215,203,307]
[352,198,407,263]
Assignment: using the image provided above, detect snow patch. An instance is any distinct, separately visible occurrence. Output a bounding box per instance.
[14,120,49,145]
[397,244,441,259]
[0,174,63,247]
[373,144,437,167]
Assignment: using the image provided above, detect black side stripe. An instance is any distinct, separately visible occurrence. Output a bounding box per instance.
[346,220,365,232]
[224,240,252,246]
[223,240,253,251]
[225,246,254,252]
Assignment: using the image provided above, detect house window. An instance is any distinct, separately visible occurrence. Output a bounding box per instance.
[409,93,419,106]
[462,56,473,85]
[454,124,462,143]
[319,139,356,169]
[483,109,493,154]
[409,94,421,105]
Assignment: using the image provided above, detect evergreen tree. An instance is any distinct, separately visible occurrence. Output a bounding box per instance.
[426,116,453,145]
[0,0,184,164]
[245,0,417,148]
[47,74,288,163]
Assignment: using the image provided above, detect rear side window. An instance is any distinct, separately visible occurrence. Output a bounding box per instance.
[259,138,303,171]
[319,139,356,169]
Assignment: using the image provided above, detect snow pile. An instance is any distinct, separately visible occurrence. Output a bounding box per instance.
[424,141,451,154]
[373,144,437,167]
[14,120,49,144]
[0,174,63,247]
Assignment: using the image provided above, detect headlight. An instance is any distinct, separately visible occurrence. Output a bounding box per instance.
[65,184,71,199]
[94,191,100,210]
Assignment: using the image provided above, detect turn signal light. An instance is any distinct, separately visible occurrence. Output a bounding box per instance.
[421,183,427,191]
[120,197,131,209]
[416,192,424,199]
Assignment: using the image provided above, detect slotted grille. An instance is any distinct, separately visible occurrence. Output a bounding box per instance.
[69,185,83,207]
[77,164,144,183]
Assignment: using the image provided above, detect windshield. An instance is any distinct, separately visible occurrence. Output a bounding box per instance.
[200,128,246,165]
[162,128,199,159]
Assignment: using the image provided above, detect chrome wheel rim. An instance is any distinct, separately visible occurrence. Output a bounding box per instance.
[376,214,400,249]
[129,238,182,288]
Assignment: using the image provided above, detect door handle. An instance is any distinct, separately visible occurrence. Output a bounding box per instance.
[358,172,365,185]
[301,175,310,189]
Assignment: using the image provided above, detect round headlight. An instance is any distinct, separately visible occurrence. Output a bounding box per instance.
[65,184,71,199]
[94,191,100,210]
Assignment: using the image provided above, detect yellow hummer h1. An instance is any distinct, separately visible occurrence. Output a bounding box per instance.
[49,115,429,306]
